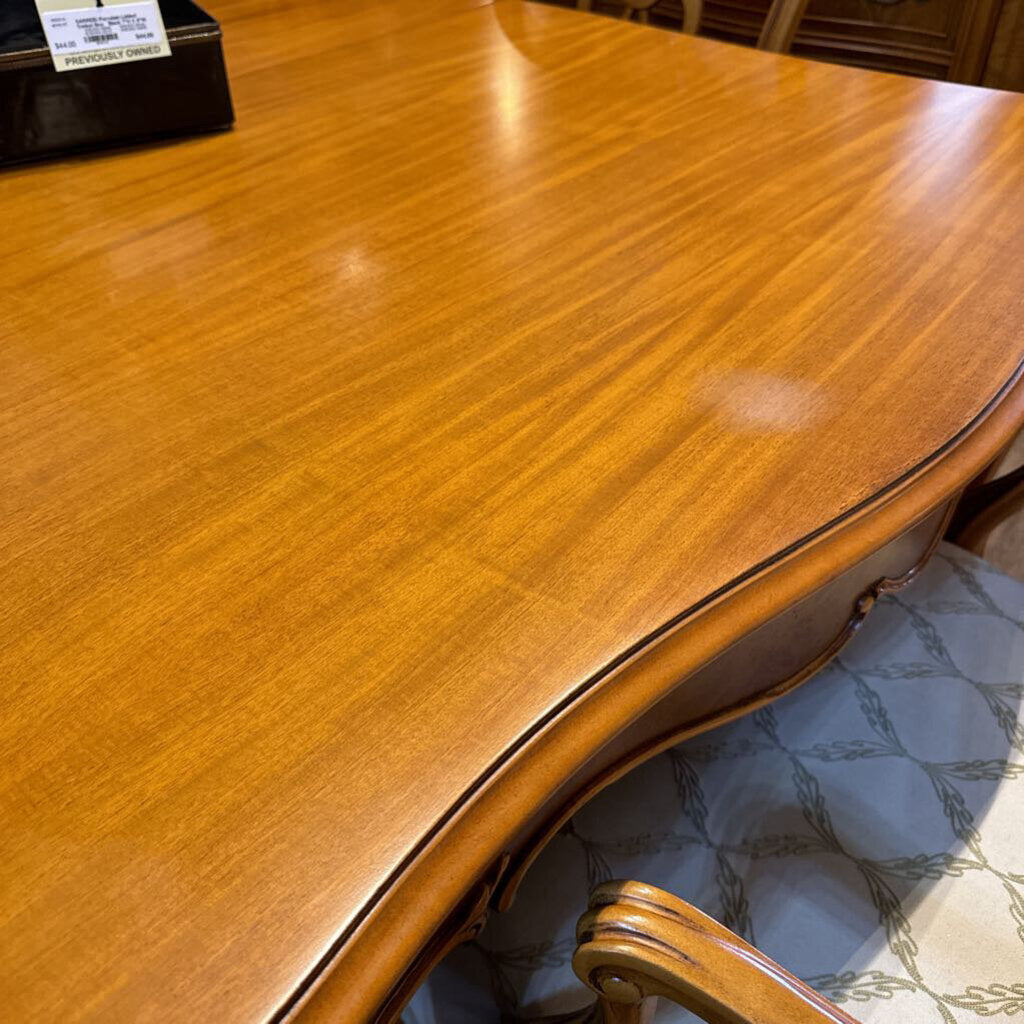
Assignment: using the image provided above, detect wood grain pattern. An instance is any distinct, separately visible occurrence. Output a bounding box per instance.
[2,2,1024,1022]
[492,500,954,918]
[574,881,862,1023]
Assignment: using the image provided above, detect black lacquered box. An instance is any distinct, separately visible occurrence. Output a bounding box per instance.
[0,0,233,166]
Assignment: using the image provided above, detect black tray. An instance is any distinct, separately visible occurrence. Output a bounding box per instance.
[1,0,233,166]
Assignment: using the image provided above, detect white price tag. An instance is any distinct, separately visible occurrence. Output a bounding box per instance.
[36,0,170,72]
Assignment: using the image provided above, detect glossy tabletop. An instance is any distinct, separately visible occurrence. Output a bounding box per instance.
[2,2,1024,1021]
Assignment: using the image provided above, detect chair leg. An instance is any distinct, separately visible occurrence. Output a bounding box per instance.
[947,462,1024,556]
[681,0,703,35]
[757,0,810,52]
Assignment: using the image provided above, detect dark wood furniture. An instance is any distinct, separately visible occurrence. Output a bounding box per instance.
[948,461,1024,554]
[563,0,1021,87]
[706,0,1007,84]
[577,0,811,50]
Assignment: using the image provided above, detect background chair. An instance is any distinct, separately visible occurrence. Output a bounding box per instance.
[572,0,811,53]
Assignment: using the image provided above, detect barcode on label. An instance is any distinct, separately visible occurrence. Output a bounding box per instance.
[38,0,170,71]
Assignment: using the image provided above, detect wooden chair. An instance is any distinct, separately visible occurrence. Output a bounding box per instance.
[567,464,1024,1024]
[573,0,811,53]
[574,881,864,1023]
[566,463,1024,1024]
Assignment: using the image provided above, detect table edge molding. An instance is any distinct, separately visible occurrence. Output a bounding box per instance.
[282,356,1024,1024]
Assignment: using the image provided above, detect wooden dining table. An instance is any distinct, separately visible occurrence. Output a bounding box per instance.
[2,1,1024,1021]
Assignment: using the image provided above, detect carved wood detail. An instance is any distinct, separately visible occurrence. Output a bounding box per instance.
[492,502,954,914]
[377,854,509,1024]
[378,500,960,1023]
[572,881,862,1023]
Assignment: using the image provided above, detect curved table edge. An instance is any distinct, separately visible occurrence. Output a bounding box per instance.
[281,356,1024,1024]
